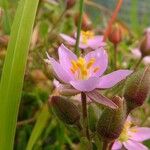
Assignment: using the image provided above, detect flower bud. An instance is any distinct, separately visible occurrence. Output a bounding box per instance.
[88,103,102,132]
[66,0,76,9]
[123,66,150,113]
[49,96,81,127]
[140,33,150,57]
[108,23,122,45]
[74,13,92,30]
[96,96,126,141]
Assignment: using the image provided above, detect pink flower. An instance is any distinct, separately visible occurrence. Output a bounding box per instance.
[46,44,132,108]
[131,48,150,65]
[60,30,105,49]
[112,117,150,150]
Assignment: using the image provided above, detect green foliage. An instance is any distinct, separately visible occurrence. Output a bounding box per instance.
[0,0,39,149]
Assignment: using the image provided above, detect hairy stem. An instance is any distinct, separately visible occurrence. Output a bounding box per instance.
[114,44,118,70]
[134,57,143,71]
[81,92,90,140]
[75,0,84,56]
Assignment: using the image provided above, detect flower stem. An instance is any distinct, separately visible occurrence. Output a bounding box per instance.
[75,0,84,56]
[103,0,123,41]
[102,140,110,150]
[114,44,118,70]
[134,57,143,71]
[49,9,66,35]
[81,92,90,140]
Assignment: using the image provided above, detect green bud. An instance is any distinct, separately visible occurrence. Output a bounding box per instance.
[124,66,150,113]
[49,96,81,127]
[88,104,102,132]
[96,96,126,141]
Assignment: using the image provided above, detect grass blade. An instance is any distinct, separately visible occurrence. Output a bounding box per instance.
[0,0,39,149]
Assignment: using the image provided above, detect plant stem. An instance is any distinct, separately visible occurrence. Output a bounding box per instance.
[81,92,90,140]
[75,0,84,56]
[114,44,118,70]
[102,140,109,150]
[103,0,123,41]
[134,57,143,71]
[49,9,66,35]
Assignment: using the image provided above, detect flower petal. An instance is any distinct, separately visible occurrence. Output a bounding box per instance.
[58,44,77,75]
[143,56,150,65]
[123,140,148,150]
[85,48,108,77]
[131,48,142,59]
[60,33,76,45]
[87,36,106,49]
[46,55,73,83]
[85,90,118,109]
[97,70,133,89]
[112,140,123,150]
[129,127,150,142]
[70,77,98,92]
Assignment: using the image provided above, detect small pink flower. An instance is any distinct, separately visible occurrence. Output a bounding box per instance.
[112,117,150,150]
[46,44,132,108]
[131,48,150,65]
[60,30,105,49]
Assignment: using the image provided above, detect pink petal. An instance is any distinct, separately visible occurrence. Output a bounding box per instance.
[123,140,148,150]
[112,140,123,150]
[143,56,150,65]
[87,36,106,49]
[46,56,74,83]
[85,48,108,77]
[85,90,118,109]
[131,48,142,59]
[60,33,76,45]
[70,77,99,92]
[58,44,77,76]
[97,70,133,89]
[129,127,150,142]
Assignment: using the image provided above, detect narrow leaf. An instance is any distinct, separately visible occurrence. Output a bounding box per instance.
[26,104,50,150]
[0,0,39,149]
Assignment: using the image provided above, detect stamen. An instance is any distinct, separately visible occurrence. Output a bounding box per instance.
[71,60,78,70]
[87,58,96,69]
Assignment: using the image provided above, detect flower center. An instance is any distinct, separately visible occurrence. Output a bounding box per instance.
[70,57,100,80]
[118,120,137,142]
[81,31,94,44]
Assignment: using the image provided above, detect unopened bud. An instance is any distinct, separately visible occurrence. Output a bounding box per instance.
[96,96,126,141]
[88,103,102,132]
[74,13,92,30]
[66,0,75,9]
[49,96,81,127]
[108,23,122,45]
[140,33,150,57]
[124,66,150,113]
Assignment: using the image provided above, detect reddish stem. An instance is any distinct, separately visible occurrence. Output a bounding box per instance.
[103,0,123,41]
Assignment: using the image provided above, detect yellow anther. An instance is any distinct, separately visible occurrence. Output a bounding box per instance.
[71,60,78,70]
[93,67,100,73]
[81,69,88,76]
[77,57,85,68]
[70,68,76,74]
[78,57,85,64]
[81,31,94,44]
[87,58,96,69]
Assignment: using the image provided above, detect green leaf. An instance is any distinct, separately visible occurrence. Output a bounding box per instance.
[26,104,50,150]
[0,0,39,149]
